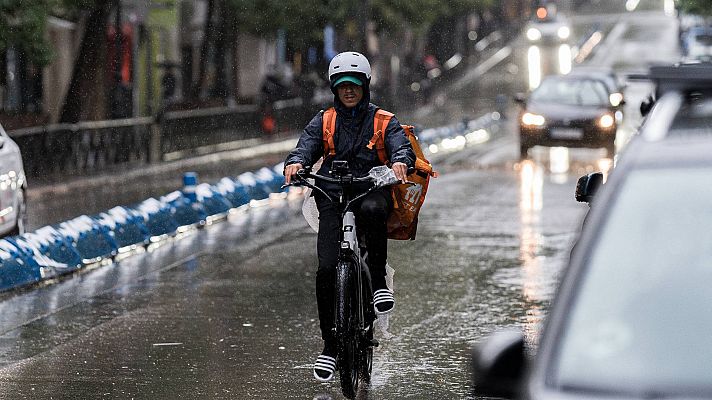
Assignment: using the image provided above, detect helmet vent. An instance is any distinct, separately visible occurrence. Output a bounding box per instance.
[333,66,340,69]
[351,64,358,67]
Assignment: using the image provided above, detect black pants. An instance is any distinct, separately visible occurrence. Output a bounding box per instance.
[315,188,392,341]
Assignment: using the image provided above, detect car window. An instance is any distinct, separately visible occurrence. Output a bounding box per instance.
[693,34,712,46]
[531,79,609,106]
[550,167,712,396]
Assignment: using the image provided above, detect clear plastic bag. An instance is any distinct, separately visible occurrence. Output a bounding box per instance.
[301,158,322,233]
[302,189,319,233]
[368,165,400,187]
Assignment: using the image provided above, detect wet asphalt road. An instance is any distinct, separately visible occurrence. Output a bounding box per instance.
[1,1,681,398]
[0,159,587,399]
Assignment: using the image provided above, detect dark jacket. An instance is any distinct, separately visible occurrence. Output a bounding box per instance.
[285,91,415,196]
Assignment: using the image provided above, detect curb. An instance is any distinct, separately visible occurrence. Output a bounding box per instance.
[0,163,289,293]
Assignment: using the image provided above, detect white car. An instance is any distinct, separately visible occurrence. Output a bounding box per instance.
[0,123,27,238]
[525,5,571,43]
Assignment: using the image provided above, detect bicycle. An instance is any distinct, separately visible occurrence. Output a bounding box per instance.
[284,161,403,399]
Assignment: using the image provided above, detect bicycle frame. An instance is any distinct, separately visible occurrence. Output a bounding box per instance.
[339,208,370,341]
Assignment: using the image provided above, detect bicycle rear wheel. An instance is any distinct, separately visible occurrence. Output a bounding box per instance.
[335,261,359,399]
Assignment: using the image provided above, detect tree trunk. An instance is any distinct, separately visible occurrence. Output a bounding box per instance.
[212,1,228,99]
[59,1,114,123]
[190,0,215,100]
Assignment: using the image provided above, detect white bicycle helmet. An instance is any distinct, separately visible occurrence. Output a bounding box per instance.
[328,51,372,85]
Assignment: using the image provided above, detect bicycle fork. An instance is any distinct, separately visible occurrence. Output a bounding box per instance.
[341,211,364,325]
[340,212,378,347]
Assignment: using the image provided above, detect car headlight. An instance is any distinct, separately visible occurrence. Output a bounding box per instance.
[558,26,571,40]
[609,92,624,107]
[598,114,615,129]
[522,112,546,126]
[527,28,542,41]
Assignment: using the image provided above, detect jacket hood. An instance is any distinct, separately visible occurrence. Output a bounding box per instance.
[332,72,371,119]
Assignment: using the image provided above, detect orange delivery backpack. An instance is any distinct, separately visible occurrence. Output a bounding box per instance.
[322,107,437,240]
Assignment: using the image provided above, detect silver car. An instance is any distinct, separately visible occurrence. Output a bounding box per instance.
[0,124,27,237]
[473,62,712,400]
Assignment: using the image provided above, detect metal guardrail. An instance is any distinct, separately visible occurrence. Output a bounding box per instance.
[9,118,154,178]
[7,102,315,179]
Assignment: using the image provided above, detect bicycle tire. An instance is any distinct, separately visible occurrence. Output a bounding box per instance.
[335,261,359,399]
[359,322,374,383]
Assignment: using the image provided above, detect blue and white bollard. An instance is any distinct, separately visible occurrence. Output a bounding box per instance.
[183,172,198,203]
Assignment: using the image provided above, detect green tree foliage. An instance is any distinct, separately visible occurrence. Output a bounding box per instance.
[0,0,110,66]
[678,0,712,16]
[0,0,57,66]
[226,0,492,48]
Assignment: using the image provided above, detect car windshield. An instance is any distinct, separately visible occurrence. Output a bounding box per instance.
[550,167,712,396]
[530,78,609,106]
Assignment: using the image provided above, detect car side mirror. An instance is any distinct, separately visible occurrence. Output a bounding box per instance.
[575,172,603,203]
[514,93,527,105]
[640,95,656,117]
[472,330,526,399]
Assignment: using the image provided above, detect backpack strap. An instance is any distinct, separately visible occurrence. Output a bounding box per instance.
[322,107,337,158]
[368,109,393,165]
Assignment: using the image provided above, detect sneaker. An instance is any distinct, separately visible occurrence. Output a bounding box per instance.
[313,342,337,382]
[373,288,395,315]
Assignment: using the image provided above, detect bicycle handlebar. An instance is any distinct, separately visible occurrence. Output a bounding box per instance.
[281,165,413,210]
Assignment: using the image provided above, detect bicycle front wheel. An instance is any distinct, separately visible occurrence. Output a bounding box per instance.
[335,260,359,399]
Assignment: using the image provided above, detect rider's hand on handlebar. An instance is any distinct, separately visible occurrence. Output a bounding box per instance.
[392,162,408,183]
[284,163,303,185]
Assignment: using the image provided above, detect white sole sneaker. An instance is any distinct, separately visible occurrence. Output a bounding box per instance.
[374,289,395,315]
[313,354,336,382]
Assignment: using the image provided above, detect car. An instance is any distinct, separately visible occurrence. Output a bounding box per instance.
[682,26,712,61]
[472,62,712,400]
[0,123,27,238]
[568,67,626,108]
[516,74,620,159]
[525,4,571,44]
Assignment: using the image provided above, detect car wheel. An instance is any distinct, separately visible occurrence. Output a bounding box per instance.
[9,189,26,237]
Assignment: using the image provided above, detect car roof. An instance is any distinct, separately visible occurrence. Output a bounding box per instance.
[688,25,712,34]
[568,69,619,90]
[537,74,611,91]
[568,67,615,78]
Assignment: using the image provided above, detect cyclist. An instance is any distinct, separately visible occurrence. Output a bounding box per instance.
[284,51,415,382]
